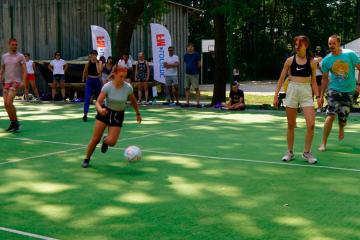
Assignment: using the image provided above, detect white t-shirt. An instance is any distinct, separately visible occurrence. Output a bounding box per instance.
[1,52,26,83]
[26,60,34,74]
[118,59,133,69]
[50,59,67,75]
[314,57,322,77]
[164,55,179,76]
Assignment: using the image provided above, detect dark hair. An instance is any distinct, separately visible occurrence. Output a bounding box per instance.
[329,34,341,44]
[54,51,61,57]
[187,42,194,47]
[99,56,106,62]
[24,53,30,57]
[232,81,239,86]
[90,50,98,55]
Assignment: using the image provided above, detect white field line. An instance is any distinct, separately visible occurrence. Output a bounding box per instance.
[0,147,85,165]
[0,227,59,240]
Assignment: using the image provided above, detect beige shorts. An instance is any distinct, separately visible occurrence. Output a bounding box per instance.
[185,74,199,89]
[284,81,314,108]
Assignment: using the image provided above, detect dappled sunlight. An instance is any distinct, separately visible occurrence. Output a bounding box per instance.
[274,216,312,227]
[95,181,129,191]
[168,176,206,198]
[4,168,42,179]
[207,184,242,197]
[23,182,74,194]
[312,176,360,195]
[116,191,162,204]
[147,155,203,169]
[224,213,264,237]
[36,204,73,221]
[97,206,134,217]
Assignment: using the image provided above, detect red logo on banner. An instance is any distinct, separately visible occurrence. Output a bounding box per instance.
[96,36,105,48]
[156,34,166,46]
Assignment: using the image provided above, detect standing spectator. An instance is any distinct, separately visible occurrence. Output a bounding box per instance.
[135,52,150,104]
[101,56,114,85]
[118,53,133,83]
[82,50,103,122]
[0,38,26,132]
[273,35,321,164]
[314,46,323,112]
[318,35,360,151]
[233,67,240,82]
[164,46,180,105]
[183,43,201,107]
[24,53,40,101]
[48,51,68,101]
[221,81,245,110]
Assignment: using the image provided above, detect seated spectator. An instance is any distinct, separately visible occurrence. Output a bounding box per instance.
[221,81,245,110]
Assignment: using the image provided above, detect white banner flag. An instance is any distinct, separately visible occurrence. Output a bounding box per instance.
[91,25,112,60]
[150,23,172,84]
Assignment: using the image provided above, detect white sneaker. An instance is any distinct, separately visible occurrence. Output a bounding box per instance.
[282,151,295,162]
[316,108,321,113]
[302,152,317,164]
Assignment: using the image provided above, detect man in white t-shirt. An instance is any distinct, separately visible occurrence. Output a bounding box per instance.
[164,46,180,105]
[0,38,26,132]
[48,51,68,101]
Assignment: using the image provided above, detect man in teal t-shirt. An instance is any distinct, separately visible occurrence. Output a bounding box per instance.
[319,34,360,152]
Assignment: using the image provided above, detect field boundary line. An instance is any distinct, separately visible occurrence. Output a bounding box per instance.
[0,147,85,165]
[0,227,59,240]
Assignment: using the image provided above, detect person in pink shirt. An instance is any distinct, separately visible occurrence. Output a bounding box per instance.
[0,38,26,132]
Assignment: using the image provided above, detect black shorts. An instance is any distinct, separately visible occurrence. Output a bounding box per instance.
[96,108,125,127]
[316,75,322,86]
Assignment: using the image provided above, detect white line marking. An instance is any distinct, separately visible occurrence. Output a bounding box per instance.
[0,147,85,165]
[0,227,59,240]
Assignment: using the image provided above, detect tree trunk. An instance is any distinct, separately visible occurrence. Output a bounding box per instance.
[211,13,228,105]
[115,0,145,57]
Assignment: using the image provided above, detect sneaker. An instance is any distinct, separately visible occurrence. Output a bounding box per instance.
[82,114,88,122]
[6,122,15,132]
[302,152,317,164]
[12,122,21,133]
[282,151,295,162]
[82,159,90,168]
[101,136,108,153]
[316,108,321,113]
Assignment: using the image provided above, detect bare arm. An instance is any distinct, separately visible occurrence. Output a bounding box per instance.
[95,91,108,116]
[21,62,27,83]
[356,63,360,92]
[146,61,150,81]
[63,63,69,73]
[129,94,142,123]
[311,60,322,108]
[48,63,53,72]
[82,63,88,82]
[273,57,291,108]
[0,63,4,83]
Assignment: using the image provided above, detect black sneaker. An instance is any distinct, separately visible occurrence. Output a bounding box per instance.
[82,159,90,168]
[82,114,88,122]
[13,122,21,133]
[6,122,15,132]
[101,136,108,153]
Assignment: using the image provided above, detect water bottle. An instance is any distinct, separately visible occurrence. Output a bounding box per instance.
[74,91,78,100]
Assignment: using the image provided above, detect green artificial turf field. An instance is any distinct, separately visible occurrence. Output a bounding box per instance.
[0,101,359,240]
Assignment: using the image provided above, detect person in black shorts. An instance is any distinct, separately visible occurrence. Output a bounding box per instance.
[82,66,142,168]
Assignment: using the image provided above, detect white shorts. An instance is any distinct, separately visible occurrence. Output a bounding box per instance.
[284,81,314,108]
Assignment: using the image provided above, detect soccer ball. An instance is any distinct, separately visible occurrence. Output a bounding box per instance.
[124,145,142,162]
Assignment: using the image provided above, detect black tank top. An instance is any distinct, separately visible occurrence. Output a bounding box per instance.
[88,61,98,76]
[290,56,312,77]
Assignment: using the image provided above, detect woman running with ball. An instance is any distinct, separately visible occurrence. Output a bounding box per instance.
[82,66,142,168]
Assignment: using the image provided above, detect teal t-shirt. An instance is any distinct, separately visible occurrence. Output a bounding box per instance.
[322,49,360,92]
[102,81,133,111]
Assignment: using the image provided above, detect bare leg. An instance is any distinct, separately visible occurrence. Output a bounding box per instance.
[338,121,346,141]
[286,107,298,152]
[195,88,200,105]
[85,120,107,159]
[60,80,66,99]
[185,88,190,104]
[30,80,40,98]
[302,106,315,153]
[319,115,336,151]
[52,81,57,100]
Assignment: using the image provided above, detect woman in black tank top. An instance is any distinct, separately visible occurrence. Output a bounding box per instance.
[82,50,103,122]
[273,35,321,164]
